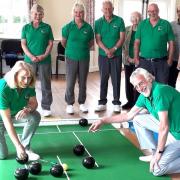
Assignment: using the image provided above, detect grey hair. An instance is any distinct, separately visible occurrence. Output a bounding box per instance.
[130,11,142,22]
[31,4,44,14]
[148,3,159,12]
[102,0,114,8]
[130,68,155,86]
[4,61,36,88]
[72,1,86,19]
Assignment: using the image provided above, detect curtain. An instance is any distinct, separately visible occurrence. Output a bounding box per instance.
[27,0,37,21]
[85,0,95,27]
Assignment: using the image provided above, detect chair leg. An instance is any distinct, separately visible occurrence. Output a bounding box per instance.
[0,58,2,78]
[56,58,59,78]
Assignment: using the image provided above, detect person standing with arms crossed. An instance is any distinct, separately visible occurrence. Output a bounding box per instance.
[21,4,54,117]
[134,3,174,84]
[94,0,125,113]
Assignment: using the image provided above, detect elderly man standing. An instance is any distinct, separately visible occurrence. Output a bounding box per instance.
[94,0,125,113]
[134,3,175,84]
[89,68,180,176]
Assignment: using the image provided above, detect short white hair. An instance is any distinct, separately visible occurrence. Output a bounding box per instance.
[130,11,142,22]
[130,68,155,86]
[72,1,86,18]
[31,4,44,14]
[102,0,113,8]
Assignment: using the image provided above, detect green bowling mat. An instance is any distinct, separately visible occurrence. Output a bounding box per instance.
[0,124,170,180]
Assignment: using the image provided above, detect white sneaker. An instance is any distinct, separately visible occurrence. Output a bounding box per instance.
[26,149,40,161]
[113,105,121,113]
[139,155,153,162]
[95,104,106,112]
[42,109,51,117]
[66,105,74,114]
[79,104,88,113]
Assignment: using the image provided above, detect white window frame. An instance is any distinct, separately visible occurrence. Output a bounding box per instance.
[0,0,29,39]
[118,0,176,26]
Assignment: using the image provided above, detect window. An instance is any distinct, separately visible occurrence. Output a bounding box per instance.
[0,0,29,39]
[119,0,176,26]
[95,0,104,20]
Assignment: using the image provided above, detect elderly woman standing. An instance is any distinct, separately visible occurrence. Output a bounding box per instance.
[122,12,142,110]
[21,4,54,117]
[61,2,94,114]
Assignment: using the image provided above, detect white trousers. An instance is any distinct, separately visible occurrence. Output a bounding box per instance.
[133,114,180,176]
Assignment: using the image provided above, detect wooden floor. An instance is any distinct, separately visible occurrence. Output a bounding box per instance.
[36,71,180,180]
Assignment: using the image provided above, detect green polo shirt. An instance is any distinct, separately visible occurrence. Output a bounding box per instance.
[62,20,94,61]
[135,18,175,58]
[95,15,125,56]
[136,81,180,140]
[0,79,36,119]
[21,22,54,64]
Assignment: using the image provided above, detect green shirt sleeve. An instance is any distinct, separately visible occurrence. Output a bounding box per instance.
[62,24,69,39]
[135,94,146,108]
[0,88,9,110]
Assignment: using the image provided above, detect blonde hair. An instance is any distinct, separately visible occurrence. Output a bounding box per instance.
[72,1,86,19]
[31,4,44,14]
[4,61,36,88]
[130,68,155,86]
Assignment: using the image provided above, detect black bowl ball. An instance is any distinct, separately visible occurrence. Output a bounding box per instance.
[82,156,95,169]
[79,118,88,127]
[14,167,29,180]
[73,144,85,156]
[16,154,28,165]
[50,164,63,177]
[29,161,42,175]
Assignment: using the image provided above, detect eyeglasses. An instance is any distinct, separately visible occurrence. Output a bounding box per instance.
[147,10,158,13]
[134,80,146,91]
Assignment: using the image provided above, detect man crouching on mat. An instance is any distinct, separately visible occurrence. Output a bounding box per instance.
[0,61,41,161]
[89,68,180,176]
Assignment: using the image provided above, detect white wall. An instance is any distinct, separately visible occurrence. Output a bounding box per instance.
[38,0,99,74]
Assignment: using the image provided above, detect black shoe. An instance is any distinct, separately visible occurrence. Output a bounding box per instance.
[122,102,134,110]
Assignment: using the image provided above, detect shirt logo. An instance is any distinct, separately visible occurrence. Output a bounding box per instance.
[158,26,162,31]
[113,24,118,28]
[83,30,88,34]
[41,30,47,34]
[25,95,30,100]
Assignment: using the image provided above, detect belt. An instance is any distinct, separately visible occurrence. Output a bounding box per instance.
[140,56,167,62]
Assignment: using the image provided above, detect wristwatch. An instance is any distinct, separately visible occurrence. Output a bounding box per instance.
[114,46,117,50]
[158,149,164,154]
